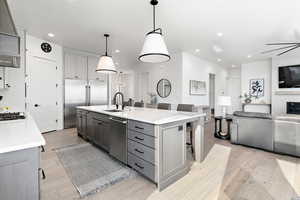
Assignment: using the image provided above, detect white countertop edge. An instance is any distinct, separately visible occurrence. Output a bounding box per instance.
[0,140,45,154]
[77,106,206,125]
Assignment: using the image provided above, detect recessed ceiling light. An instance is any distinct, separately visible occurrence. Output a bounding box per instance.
[247,54,252,58]
[195,49,200,53]
[217,58,222,62]
[115,62,119,65]
[217,32,223,37]
[48,33,55,37]
[115,49,120,53]
[213,45,223,53]
[232,65,236,68]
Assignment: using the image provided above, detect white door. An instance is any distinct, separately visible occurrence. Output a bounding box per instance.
[27,56,58,133]
[227,77,242,114]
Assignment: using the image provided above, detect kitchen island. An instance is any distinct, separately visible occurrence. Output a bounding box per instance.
[77,105,206,191]
[0,114,45,200]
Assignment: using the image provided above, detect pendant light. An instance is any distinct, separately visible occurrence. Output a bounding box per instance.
[96,34,117,73]
[139,0,170,63]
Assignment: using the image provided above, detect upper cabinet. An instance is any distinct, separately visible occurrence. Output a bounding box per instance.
[64,52,87,80]
[88,56,106,81]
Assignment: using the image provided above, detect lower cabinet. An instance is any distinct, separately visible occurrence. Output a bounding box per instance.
[93,117,110,152]
[0,147,40,200]
[77,110,88,139]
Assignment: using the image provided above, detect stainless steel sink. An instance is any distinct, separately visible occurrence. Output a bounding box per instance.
[104,109,123,113]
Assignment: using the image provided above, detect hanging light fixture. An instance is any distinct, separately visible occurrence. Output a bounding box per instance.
[96,34,117,73]
[139,0,170,63]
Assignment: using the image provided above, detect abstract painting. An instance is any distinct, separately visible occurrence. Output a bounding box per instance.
[249,79,264,97]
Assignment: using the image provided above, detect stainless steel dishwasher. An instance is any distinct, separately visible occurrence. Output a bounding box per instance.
[109,117,128,164]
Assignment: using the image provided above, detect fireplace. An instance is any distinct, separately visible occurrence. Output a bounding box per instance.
[287,102,300,115]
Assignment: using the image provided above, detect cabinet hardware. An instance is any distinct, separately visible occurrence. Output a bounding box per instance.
[135,126,144,130]
[40,146,45,152]
[135,163,144,169]
[110,118,127,124]
[134,149,144,154]
[134,136,144,141]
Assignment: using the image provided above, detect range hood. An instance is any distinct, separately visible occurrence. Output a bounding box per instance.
[0,0,20,68]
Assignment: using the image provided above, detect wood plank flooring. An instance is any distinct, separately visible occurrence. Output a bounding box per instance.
[41,123,300,200]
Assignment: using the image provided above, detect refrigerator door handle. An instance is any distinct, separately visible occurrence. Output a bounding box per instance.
[86,85,90,106]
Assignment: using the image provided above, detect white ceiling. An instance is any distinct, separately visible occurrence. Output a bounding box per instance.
[7,0,300,69]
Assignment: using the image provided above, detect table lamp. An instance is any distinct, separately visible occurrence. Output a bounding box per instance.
[218,96,231,118]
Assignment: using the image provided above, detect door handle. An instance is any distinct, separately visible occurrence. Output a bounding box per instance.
[34,104,40,107]
[109,118,127,124]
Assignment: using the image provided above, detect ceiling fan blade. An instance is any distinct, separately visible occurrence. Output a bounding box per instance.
[261,44,298,54]
[266,42,300,45]
[277,45,300,56]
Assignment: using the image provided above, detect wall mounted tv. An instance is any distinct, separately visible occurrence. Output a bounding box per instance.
[279,65,300,88]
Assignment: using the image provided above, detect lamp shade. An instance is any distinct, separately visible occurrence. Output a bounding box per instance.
[96,55,117,73]
[218,96,231,106]
[139,32,170,63]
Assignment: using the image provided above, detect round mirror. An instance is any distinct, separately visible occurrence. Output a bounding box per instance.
[157,79,172,98]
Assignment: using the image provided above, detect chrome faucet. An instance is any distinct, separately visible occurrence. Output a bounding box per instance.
[113,92,125,110]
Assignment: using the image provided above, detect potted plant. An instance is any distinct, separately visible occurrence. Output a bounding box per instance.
[240,92,258,104]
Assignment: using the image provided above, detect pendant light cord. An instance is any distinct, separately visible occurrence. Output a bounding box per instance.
[153,4,156,31]
[105,36,108,56]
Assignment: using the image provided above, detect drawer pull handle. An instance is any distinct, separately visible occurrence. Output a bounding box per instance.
[39,168,46,180]
[134,148,144,154]
[134,136,144,141]
[135,163,144,169]
[135,126,144,130]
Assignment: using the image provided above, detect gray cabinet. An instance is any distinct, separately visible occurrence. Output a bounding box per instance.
[93,117,110,152]
[76,110,88,138]
[127,120,156,182]
[0,147,40,200]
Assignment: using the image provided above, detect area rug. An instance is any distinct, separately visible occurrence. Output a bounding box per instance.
[55,143,136,197]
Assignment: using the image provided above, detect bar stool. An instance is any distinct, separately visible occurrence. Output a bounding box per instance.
[157,103,171,110]
[177,104,195,153]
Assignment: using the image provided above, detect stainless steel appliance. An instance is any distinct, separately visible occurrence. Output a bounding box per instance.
[109,117,127,164]
[0,0,20,68]
[64,79,108,128]
[287,102,300,115]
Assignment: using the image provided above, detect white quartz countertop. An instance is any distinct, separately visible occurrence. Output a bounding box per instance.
[77,105,205,125]
[0,114,45,154]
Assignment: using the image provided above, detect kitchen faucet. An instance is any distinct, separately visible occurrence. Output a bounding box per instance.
[113,92,125,110]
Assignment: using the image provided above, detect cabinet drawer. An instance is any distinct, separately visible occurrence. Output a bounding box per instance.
[128,153,155,182]
[128,120,154,137]
[128,140,155,164]
[128,130,155,149]
[90,112,109,122]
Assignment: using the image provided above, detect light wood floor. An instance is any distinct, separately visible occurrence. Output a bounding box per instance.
[41,123,300,200]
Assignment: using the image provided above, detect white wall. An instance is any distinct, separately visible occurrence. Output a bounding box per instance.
[272,54,300,115]
[0,29,26,111]
[133,52,228,115]
[241,60,272,104]
[26,35,64,130]
[181,53,228,115]
[133,52,183,105]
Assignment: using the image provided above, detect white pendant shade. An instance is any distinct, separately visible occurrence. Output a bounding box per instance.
[139,32,170,63]
[96,55,117,73]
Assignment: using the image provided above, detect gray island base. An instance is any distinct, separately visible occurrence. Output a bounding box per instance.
[77,105,205,191]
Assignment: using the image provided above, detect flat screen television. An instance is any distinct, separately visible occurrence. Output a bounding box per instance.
[279,65,300,88]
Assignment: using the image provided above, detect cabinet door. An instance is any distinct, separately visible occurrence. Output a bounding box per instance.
[93,119,103,147]
[88,56,107,81]
[76,112,82,135]
[0,67,4,89]
[64,52,87,80]
[81,113,88,139]
[101,121,110,151]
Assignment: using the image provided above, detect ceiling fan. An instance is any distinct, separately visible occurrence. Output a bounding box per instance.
[262,42,300,56]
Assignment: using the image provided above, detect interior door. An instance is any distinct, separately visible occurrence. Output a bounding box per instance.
[27,56,58,133]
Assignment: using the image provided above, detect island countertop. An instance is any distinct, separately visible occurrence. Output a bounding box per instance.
[77,105,205,125]
[0,114,45,154]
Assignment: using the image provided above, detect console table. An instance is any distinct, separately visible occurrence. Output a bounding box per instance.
[242,103,271,114]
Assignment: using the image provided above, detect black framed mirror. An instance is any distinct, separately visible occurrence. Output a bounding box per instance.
[157,79,171,98]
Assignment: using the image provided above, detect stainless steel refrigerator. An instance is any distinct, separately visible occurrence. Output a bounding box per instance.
[64,79,108,128]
